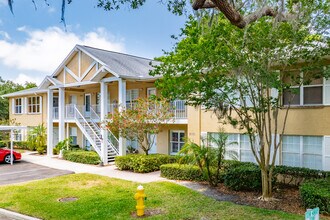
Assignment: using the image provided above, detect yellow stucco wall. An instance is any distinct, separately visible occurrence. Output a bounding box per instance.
[9,93,48,127]
[66,53,79,76]
[157,124,188,154]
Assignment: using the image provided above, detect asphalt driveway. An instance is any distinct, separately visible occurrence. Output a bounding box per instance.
[0,160,74,186]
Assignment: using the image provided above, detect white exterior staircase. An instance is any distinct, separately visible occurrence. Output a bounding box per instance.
[73,105,119,163]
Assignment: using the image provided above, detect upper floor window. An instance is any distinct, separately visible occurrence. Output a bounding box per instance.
[126,89,139,109]
[14,98,23,114]
[28,96,41,114]
[283,71,326,106]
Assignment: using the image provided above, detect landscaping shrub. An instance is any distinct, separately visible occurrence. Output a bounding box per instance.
[300,178,330,214]
[160,163,206,181]
[13,141,29,149]
[62,150,101,165]
[115,154,177,173]
[224,163,262,191]
[274,165,329,186]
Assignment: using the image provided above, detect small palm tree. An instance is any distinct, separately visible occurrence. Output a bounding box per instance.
[179,129,237,187]
[27,124,47,154]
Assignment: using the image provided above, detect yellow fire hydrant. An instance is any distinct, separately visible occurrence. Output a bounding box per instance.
[134,185,146,217]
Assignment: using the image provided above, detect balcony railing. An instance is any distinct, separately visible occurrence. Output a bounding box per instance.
[52,100,187,120]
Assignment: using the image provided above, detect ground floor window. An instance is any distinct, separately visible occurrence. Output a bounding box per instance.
[282,135,323,170]
[207,133,255,162]
[170,130,185,154]
[69,127,77,145]
[126,139,138,150]
[14,130,22,141]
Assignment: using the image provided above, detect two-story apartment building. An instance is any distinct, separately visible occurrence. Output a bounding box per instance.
[3,45,330,170]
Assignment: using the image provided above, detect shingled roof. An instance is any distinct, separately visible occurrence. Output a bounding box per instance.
[77,45,161,80]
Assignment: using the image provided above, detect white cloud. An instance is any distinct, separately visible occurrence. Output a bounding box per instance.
[0,26,125,74]
[0,31,10,40]
[10,73,43,85]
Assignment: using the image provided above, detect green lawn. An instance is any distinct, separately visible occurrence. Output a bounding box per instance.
[0,173,302,220]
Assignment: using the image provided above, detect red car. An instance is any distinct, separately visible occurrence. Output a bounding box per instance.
[0,148,22,164]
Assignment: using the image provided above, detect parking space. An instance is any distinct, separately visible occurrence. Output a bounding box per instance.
[0,161,74,186]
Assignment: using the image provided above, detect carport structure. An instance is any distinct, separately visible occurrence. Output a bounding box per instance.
[0,126,26,165]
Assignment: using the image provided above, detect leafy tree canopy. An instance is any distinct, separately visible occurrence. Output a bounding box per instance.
[0,77,37,120]
[149,1,329,200]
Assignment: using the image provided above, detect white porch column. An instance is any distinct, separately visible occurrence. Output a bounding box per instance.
[118,78,126,156]
[59,87,65,142]
[47,89,53,157]
[100,81,108,165]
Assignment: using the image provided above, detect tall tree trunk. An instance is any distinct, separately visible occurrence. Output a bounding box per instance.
[261,169,273,200]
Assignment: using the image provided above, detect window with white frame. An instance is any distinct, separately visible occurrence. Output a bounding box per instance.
[127,139,139,150]
[14,130,22,141]
[14,98,23,114]
[170,130,185,154]
[283,71,325,106]
[207,133,255,162]
[126,89,139,109]
[282,135,323,170]
[69,127,77,145]
[27,96,41,113]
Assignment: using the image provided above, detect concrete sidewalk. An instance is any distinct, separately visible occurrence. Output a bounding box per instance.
[22,152,166,183]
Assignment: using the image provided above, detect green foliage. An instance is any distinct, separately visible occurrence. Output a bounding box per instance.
[53,138,72,155]
[106,98,173,155]
[274,165,329,187]
[300,178,330,214]
[151,2,329,199]
[13,141,29,149]
[179,131,236,186]
[27,124,47,154]
[224,163,262,191]
[160,163,206,181]
[0,77,36,120]
[115,154,177,173]
[62,150,101,165]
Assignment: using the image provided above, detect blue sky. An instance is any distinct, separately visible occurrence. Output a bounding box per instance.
[0,0,189,84]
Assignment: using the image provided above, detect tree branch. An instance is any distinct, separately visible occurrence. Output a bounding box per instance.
[192,0,277,28]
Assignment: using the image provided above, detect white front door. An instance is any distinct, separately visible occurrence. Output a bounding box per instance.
[148,134,157,154]
[85,94,91,116]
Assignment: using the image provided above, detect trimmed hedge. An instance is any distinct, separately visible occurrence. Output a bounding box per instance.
[300,178,330,214]
[160,163,206,181]
[62,150,101,165]
[115,154,177,173]
[224,163,262,191]
[274,165,329,186]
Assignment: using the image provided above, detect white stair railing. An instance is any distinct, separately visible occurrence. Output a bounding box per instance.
[73,105,102,155]
[90,106,119,155]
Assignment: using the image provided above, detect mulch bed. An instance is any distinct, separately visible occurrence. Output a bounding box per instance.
[215,183,330,219]
[178,181,330,219]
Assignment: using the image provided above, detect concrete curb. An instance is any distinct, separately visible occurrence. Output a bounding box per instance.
[0,208,41,220]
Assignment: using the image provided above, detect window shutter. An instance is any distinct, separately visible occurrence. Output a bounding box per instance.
[324,78,330,105]
[11,98,15,114]
[39,96,42,113]
[323,137,330,171]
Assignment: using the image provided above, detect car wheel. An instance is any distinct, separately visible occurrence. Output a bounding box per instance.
[4,154,14,164]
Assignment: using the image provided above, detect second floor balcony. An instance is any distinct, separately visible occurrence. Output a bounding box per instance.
[52,100,188,123]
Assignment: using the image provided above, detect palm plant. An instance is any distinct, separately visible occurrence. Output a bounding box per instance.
[27,124,47,154]
[179,130,237,187]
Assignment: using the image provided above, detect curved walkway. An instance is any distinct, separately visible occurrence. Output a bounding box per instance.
[21,152,166,183]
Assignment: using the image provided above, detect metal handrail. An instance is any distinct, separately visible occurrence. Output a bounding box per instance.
[90,105,119,155]
[108,129,119,154]
[74,105,102,153]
